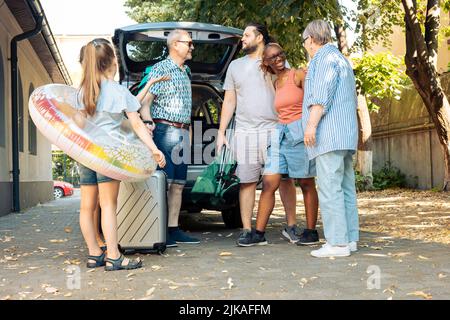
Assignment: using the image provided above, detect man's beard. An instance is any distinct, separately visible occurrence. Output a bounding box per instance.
[242,43,258,55]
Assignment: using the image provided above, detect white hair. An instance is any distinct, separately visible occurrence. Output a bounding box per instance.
[167,29,190,49]
[302,20,332,45]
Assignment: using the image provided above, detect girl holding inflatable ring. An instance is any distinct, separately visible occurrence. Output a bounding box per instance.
[76,38,168,271]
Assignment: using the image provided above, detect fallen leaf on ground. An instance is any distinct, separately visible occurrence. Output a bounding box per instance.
[126,273,135,278]
[19,270,30,274]
[299,278,308,288]
[383,285,397,295]
[219,252,233,257]
[363,253,389,257]
[390,252,411,257]
[418,255,430,260]
[45,287,58,294]
[225,233,233,238]
[1,295,11,300]
[169,286,179,290]
[64,293,72,297]
[64,227,72,233]
[227,277,234,290]
[407,291,432,300]
[438,273,447,279]
[151,265,162,271]
[4,256,18,261]
[146,287,156,296]
[49,239,68,243]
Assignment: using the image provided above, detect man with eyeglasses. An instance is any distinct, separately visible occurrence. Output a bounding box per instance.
[217,22,299,247]
[140,29,200,247]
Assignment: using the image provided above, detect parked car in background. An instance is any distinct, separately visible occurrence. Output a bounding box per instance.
[53,181,74,199]
[113,22,244,228]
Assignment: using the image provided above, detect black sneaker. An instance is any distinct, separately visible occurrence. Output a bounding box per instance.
[237,230,268,247]
[296,229,320,246]
[236,229,252,246]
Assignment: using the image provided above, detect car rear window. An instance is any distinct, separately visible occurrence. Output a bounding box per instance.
[126,40,232,65]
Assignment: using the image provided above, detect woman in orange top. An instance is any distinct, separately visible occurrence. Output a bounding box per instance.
[254,43,319,246]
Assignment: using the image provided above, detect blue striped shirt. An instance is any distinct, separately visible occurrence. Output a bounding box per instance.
[302,43,358,160]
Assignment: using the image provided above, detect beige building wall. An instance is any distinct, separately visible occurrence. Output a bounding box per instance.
[371,12,450,73]
[0,4,55,215]
[54,34,113,86]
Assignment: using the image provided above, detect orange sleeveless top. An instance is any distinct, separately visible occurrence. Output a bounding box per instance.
[274,69,304,124]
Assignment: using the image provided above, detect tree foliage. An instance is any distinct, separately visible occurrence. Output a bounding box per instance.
[354,52,410,112]
[125,0,348,66]
[352,0,404,51]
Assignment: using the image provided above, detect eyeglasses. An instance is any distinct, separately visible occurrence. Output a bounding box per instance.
[177,40,194,48]
[302,36,310,45]
[265,51,286,63]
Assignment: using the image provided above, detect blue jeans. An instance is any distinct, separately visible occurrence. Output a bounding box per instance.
[79,164,114,185]
[153,123,189,185]
[315,150,359,245]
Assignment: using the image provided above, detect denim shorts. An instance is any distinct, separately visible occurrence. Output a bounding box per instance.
[153,122,190,185]
[263,123,316,179]
[79,164,114,185]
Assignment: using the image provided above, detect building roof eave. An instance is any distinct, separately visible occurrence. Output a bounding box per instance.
[5,0,72,85]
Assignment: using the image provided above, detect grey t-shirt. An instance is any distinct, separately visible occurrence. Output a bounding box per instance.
[77,80,141,137]
[223,55,278,133]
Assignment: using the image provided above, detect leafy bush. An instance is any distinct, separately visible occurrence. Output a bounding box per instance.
[355,171,374,192]
[356,162,407,191]
[372,162,407,190]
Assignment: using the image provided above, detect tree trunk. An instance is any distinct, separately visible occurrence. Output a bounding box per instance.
[356,94,374,189]
[402,0,450,190]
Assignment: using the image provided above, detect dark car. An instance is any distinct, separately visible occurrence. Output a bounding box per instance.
[113,22,243,228]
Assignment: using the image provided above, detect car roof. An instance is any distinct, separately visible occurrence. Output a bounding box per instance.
[116,21,243,36]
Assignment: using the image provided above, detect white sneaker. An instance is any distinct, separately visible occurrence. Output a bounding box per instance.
[310,243,351,258]
[349,241,358,252]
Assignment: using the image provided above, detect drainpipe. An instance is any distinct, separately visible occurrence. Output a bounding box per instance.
[10,1,43,212]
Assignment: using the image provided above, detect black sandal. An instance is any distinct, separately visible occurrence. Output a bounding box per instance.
[105,254,142,271]
[86,251,106,268]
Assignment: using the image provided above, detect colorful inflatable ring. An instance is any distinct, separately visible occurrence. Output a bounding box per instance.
[29,84,157,181]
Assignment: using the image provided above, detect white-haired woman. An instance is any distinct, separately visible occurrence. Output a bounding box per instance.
[301,20,359,258]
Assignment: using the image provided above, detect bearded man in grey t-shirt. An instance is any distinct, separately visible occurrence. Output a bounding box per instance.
[217,22,299,247]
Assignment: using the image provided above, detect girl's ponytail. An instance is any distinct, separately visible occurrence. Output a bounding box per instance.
[79,38,115,117]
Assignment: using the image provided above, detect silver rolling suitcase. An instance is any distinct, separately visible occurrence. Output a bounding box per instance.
[116,171,167,254]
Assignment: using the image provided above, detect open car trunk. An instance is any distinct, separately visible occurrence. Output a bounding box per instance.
[113,22,242,85]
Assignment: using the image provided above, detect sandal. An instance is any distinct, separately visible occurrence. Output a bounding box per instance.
[105,254,142,271]
[86,251,106,268]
